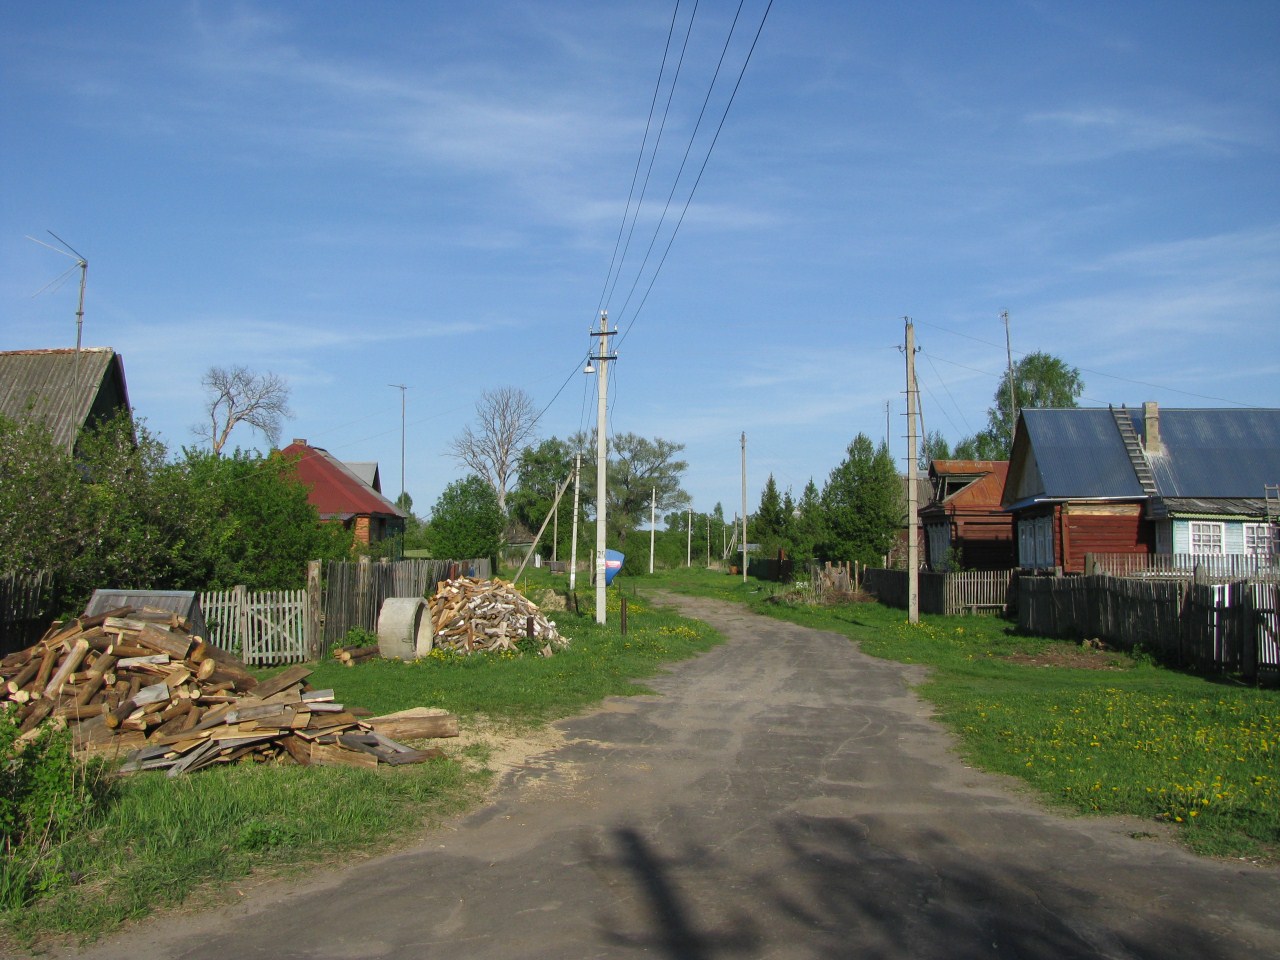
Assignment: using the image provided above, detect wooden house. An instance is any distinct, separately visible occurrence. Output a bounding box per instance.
[0,347,131,451]
[279,439,406,548]
[1003,403,1280,573]
[920,460,1013,570]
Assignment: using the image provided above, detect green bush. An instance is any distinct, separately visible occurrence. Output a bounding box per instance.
[0,708,110,909]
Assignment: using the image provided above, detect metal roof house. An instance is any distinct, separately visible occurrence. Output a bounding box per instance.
[1003,403,1280,572]
[0,347,131,451]
[919,460,1013,570]
[279,439,406,548]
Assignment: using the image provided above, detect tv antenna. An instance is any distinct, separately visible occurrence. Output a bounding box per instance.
[27,231,88,353]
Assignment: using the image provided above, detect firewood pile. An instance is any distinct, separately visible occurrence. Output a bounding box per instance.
[0,605,456,776]
[427,577,570,656]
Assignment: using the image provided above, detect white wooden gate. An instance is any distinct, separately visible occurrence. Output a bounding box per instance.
[200,587,309,665]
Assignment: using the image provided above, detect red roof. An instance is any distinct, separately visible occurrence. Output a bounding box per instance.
[279,441,406,520]
[926,460,1010,510]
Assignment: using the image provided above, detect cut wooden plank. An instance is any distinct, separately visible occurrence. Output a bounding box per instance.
[301,689,335,702]
[252,664,313,701]
[279,735,312,765]
[116,654,170,669]
[135,623,193,660]
[310,744,379,769]
[380,747,445,766]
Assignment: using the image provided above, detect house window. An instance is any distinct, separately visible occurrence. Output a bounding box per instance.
[1189,521,1224,555]
[1244,523,1278,558]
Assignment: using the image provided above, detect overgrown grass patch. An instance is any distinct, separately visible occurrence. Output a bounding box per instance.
[646,568,1280,862]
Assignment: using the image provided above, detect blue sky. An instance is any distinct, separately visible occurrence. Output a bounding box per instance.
[3,1,1278,523]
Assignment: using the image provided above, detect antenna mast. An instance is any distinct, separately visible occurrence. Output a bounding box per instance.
[28,231,88,353]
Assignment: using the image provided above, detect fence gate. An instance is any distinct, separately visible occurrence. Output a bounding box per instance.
[200,587,309,665]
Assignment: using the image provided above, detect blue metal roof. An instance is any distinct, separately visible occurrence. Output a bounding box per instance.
[1142,408,1280,498]
[1020,408,1145,499]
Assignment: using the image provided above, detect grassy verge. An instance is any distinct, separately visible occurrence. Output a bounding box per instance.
[2,581,721,947]
[644,567,1279,863]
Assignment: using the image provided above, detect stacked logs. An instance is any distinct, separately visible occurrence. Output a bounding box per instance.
[0,605,456,775]
[427,578,570,656]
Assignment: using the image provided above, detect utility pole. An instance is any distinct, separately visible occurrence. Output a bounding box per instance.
[905,318,919,624]
[388,384,407,500]
[885,400,891,459]
[569,453,582,592]
[589,311,617,625]
[687,508,692,566]
[706,515,711,567]
[1002,310,1017,443]
[649,487,656,574]
[740,432,748,583]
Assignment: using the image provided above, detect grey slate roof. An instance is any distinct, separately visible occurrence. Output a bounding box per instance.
[0,348,130,450]
[1006,405,1280,515]
[1140,408,1280,499]
[1018,408,1146,500]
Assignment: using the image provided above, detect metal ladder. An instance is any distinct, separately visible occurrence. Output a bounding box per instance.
[1111,405,1158,497]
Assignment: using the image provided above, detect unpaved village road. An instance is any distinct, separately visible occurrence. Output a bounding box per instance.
[52,593,1278,960]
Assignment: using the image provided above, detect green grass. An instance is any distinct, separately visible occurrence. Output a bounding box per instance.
[643,567,1280,862]
[1,578,721,947]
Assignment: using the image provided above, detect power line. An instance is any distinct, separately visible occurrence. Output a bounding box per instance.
[618,0,773,345]
[911,316,1257,407]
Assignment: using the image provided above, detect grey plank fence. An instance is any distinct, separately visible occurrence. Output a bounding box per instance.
[0,570,54,655]
[317,557,491,655]
[201,587,309,665]
[1018,575,1279,680]
[1086,552,1280,583]
[863,568,1017,616]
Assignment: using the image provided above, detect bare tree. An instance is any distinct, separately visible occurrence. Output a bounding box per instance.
[447,387,539,513]
[196,366,293,455]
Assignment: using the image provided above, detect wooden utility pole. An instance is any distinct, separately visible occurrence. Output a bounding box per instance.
[1003,310,1017,439]
[649,487,656,574]
[740,432,748,583]
[905,318,919,623]
[389,384,407,500]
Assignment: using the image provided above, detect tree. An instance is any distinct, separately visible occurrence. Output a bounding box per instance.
[196,366,293,455]
[581,432,690,545]
[791,479,825,564]
[956,352,1084,458]
[426,475,503,562]
[178,448,353,589]
[819,434,901,566]
[506,437,575,556]
[920,430,951,468]
[447,387,539,514]
[753,474,789,554]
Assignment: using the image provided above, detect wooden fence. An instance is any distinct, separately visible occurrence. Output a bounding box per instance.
[863,568,1017,616]
[316,557,491,655]
[1019,575,1279,681]
[0,570,54,655]
[201,587,309,665]
[1086,552,1280,582]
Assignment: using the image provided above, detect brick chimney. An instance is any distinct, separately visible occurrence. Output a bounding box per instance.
[1142,402,1162,456]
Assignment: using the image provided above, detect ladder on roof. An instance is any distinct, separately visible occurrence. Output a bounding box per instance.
[1111,405,1158,497]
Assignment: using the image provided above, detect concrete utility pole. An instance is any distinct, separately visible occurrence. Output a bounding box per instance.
[590,311,617,625]
[687,508,693,566]
[905,318,919,624]
[569,453,582,592]
[741,432,748,583]
[649,487,656,575]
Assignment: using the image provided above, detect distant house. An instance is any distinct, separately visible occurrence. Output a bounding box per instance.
[279,439,407,548]
[0,347,131,451]
[1002,403,1280,573]
[920,460,1013,570]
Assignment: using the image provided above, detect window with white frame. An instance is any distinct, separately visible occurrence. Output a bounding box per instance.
[1244,523,1278,558]
[1189,521,1224,555]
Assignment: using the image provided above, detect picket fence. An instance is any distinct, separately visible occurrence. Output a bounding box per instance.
[862,568,1017,616]
[200,587,309,666]
[1019,575,1279,681]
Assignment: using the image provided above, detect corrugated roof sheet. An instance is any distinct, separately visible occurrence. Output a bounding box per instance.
[1140,408,1280,498]
[344,462,381,491]
[0,348,130,449]
[280,441,407,519]
[1020,408,1145,499]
